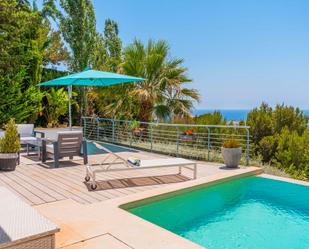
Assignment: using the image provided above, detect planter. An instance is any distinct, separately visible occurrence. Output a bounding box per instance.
[0,153,19,171]
[221,147,242,168]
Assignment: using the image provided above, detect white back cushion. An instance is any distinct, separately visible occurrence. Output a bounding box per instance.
[17,124,34,137]
[56,131,83,140]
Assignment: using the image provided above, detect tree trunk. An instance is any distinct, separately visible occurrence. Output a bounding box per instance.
[138,99,153,123]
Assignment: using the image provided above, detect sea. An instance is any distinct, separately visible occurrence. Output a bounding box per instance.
[193,109,309,122]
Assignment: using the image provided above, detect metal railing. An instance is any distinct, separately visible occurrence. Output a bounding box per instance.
[82,117,251,165]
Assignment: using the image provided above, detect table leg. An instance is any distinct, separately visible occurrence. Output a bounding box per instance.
[38,146,41,160]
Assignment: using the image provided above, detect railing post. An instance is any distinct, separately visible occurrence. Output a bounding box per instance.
[207,127,211,161]
[246,128,250,165]
[176,126,180,157]
[83,117,86,138]
[150,124,153,151]
[96,118,99,141]
[129,121,133,147]
[112,119,115,143]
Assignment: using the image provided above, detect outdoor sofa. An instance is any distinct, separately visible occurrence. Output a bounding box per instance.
[0,187,59,249]
[17,124,45,145]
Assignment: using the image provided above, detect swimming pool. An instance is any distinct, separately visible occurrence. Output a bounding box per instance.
[128,176,309,249]
[86,141,137,155]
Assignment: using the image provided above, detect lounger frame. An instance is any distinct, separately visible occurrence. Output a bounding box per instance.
[85,143,197,190]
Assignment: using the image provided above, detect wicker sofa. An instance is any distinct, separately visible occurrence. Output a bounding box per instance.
[0,187,59,249]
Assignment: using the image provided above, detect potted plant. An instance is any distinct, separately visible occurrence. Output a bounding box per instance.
[0,119,20,171]
[221,139,242,168]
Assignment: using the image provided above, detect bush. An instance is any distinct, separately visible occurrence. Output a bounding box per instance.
[258,135,278,164]
[273,128,309,180]
[44,88,69,127]
[223,139,241,148]
[0,119,20,153]
[247,102,308,164]
[247,102,274,147]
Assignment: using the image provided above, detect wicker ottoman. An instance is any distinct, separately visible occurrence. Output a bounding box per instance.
[0,187,59,249]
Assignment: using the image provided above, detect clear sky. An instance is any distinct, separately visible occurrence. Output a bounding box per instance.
[40,0,309,110]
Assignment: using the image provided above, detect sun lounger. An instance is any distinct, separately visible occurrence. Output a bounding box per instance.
[85,142,197,190]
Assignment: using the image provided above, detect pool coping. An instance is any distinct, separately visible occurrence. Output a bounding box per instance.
[120,167,263,210]
[259,173,309,186]
[87,166,263,249]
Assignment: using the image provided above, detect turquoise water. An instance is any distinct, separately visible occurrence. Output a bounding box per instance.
[129,176,309,249]
[86,141,137,155]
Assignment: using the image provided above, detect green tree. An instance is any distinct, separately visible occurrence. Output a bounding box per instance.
[121,39,199,122]
[43,30,70,66]
[104,19,122,72]
[58,0,97,71]
[92,33,108,70]
[0,71,43,125]
[58,0,97,118]
[0,0,56,124]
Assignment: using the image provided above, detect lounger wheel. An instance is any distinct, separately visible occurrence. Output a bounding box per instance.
[90,184,97,190]
[85,176,90,182]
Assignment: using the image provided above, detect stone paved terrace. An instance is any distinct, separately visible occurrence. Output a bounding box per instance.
[0,141,262,248]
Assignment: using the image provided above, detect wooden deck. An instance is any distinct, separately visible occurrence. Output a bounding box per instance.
[0,151,211,206]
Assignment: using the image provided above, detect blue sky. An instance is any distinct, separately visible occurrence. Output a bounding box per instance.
[39,0,309,110]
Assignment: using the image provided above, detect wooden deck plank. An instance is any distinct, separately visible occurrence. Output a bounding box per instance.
[26,164,101,204]
[53,167,120,199]
[66,166,140,196]
[14,167,67,202]
[4,171,57,203]
[36,166,111,201]
[0,172,45,205]
[0,176,30,204]
[24,165,93,204]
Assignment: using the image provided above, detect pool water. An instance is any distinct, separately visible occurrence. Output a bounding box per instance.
[129,176,309,249]
[86,141,137,155]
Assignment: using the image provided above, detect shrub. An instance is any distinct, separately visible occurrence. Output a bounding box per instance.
[223,139,241,148]
[258,135,278,164]
[273,128,309,180]
[0,119,20,153]
[130,120,139,130]
[44,88,69,127]
[247,102,308,165]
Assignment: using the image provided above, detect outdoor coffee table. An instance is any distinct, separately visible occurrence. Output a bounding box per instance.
[26,138,42,160]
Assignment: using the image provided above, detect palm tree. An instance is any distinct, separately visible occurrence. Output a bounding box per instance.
[121,39,200,122]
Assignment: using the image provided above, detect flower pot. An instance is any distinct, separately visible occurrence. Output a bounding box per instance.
[221,147,242,168]
[0,153,19,171]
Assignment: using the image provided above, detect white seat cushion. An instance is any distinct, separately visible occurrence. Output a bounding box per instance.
[46,144,54,154]
[20,136,37,144]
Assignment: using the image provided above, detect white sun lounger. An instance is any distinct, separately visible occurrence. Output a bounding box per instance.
[85,142,197,190]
